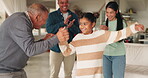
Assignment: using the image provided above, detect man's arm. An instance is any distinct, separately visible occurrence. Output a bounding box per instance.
[9,19,69,57]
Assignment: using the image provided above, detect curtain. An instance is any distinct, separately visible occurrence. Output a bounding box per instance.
[0,0,27,16]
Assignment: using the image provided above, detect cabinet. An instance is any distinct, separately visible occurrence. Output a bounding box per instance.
[138,33,148,44]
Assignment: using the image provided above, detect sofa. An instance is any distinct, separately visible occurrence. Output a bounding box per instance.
[124,43,148,78]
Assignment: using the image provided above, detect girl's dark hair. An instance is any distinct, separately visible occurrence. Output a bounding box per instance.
[106,1,123,30]
[80,12,98,23]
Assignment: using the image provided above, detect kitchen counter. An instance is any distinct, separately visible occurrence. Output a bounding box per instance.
[124,43,148,46]
[139,38,148,41]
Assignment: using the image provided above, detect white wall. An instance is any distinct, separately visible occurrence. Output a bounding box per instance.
[134,1,148,28]
[70,0,132,14]
[120,0,129,13]
[120,0,148,28]
[70,0,105,12]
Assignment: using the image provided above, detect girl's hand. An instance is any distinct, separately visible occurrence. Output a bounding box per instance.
[135,24,144,31]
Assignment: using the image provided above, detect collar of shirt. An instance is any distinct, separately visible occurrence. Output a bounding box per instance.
[25,11,33,28]
[57,8,72,15]
[62,12,68,20]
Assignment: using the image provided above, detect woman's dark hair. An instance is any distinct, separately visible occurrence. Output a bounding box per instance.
[80,12,98,23]
[106,1,123,30]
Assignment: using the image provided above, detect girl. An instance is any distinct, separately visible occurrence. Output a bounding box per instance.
[100,1,127,78]
[59,12,144,78]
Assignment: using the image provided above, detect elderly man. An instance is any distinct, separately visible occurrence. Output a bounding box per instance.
[0,3,69,78]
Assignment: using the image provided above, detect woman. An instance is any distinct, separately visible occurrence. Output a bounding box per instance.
[100,1,127,78]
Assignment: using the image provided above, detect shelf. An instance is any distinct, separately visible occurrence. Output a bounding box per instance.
[122,13,136,15]
[122,13,137,24]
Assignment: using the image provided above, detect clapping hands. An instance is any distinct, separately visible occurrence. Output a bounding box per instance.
[64,15,75,28]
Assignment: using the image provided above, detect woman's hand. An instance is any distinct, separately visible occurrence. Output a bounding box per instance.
[99,25,108,30]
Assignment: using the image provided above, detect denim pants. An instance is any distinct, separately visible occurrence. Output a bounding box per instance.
[103,55,126,78]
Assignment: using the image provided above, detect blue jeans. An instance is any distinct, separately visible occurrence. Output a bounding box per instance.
[103,55,126,78]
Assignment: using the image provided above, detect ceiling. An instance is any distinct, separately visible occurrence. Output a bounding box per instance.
[26,0,95,9]
[27,0,56,8]
[27,0,147,11]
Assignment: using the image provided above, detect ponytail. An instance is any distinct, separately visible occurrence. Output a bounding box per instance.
[116,11,123,31]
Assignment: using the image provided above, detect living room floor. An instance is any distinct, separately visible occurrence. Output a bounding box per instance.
[24,52,76,78]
